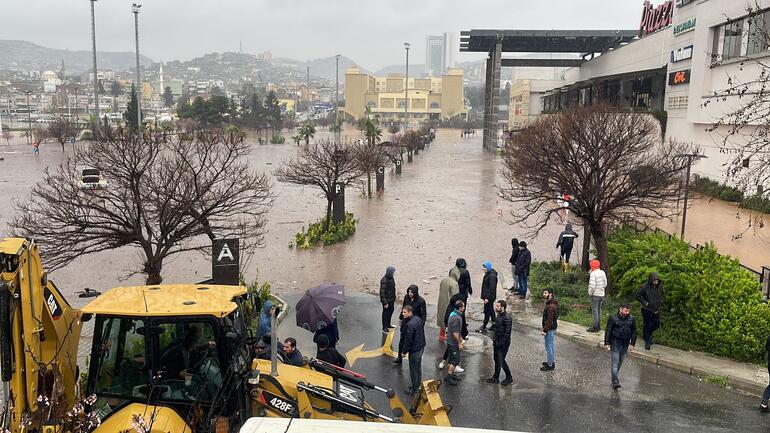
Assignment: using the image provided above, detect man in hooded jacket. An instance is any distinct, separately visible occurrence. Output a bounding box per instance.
[556,224,579,265]
[394,285,426,364]
[380,266,397,333]
[456,258,473,303]
[636,272,664,350]
[508,238,520,293]
[515,242,532,299]
[477,261,498,333]
[438,269,459,341]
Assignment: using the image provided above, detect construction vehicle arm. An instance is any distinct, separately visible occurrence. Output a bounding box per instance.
[0,238,82,433]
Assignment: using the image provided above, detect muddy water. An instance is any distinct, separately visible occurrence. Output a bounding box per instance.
[0,129,574,310]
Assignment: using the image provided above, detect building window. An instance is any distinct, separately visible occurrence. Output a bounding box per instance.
[430,102,440,109]
[512,96,523,115]
[747,10,770,55]
[723,20,744,60]
[667,95,689,109]
[366,101,377,108]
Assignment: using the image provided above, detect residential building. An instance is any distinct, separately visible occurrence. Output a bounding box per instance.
[341,67,466,125]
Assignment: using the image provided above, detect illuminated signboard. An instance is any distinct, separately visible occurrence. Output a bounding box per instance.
[671,45,694,62]
[673,17,697,36]
[676,0,694,6]
[639,0,674,37]
[668,69,691,85]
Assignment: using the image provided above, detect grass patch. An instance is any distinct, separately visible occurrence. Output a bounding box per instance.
[292,212,356,249]
[704,375,730,388]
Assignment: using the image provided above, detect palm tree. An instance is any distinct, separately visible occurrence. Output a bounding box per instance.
[298,123,316,145]
[291,135,302,146]
[364,121,382,145]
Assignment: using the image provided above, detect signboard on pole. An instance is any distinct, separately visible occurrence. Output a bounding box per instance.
[376,166,385,193]
[212,238,240,285]
[332,183,345,224]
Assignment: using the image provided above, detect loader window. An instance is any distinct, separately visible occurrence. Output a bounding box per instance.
[157,320,222,402]
[92,317,148,398]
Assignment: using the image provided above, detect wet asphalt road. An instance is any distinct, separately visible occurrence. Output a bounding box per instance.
[278,292,769,432]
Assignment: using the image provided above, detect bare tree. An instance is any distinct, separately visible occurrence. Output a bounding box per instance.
[12,125,274,284]
[1,131,12,145]
[499,106,692,288]
[275,138,362,231]
[354,140,388,198]
[398,130,422,162]
[47,117,80,151]
[706,2,770,191]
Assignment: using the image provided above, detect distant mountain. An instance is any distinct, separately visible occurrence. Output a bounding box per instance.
[373,64,425,77]
[0,40,153,74]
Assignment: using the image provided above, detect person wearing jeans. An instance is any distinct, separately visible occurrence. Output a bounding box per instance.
[515,241,532,300]
[399,305,426,395]
[604,303,637,389]
[540,289,558,371]
[587,259,607,332]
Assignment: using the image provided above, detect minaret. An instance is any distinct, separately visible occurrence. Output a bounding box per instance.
[159,61,164,93]
[239,40,243,54]
[59,58,66,80]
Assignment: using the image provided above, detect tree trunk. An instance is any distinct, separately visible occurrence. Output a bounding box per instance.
[144,260,163,285]
[367,173,372,198]
[407,152,413,163]
[324,199,333,232]
[592,222,612,294]
[581,222,592,272]
[60,141,65,152]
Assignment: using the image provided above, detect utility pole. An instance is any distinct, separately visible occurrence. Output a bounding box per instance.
[404,42,410,131]
[306,66,311,122]
[676,153,707,239]
[132,3,142,129]
[335,54,340,143]
[89,0,100,128]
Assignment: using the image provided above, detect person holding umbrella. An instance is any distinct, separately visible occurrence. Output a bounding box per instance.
[297,282,346,349]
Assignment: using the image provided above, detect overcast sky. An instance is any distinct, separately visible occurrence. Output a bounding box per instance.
[3,0,643,69]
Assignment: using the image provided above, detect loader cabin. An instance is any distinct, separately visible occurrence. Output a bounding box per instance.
[81,284,256,424]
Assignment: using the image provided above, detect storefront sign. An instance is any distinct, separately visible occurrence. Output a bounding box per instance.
[676,0,694,6]
[668,69,691,85]
[673,17,697,36]
[671,45,694,62]
[639,0,674,37]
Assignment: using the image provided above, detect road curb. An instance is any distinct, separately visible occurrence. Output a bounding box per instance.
[515,315,765,397]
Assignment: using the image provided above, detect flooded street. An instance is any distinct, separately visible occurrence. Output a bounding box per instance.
[0,129,571,308]
[3,128,770,307]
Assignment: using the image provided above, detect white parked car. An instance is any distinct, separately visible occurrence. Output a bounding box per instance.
[77,168,108,190]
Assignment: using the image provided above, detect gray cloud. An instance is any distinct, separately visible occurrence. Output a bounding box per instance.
[2,0,643,69]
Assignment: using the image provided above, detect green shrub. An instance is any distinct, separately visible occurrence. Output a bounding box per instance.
[740,195,770,214]
[294,212,356,249]
[607,228,769,363]
[690,175,744,202]
[270,134,285,144]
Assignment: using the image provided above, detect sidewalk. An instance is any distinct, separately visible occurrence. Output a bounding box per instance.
[516,308,768,397]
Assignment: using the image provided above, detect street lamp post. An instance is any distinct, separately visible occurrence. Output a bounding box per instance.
[335,54,340,143]
[404,43,410,131]
[89,0,100,127]
[676,153,707,239]
[132,3,142,129]
[24,91,33,145]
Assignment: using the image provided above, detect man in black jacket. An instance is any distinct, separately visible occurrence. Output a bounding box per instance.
[515,241,532,299]
[508,238,520,293]
[399,305,426,395]
[456,258,473,303]
[761,333,770,411]
[394,285,426,365]
[487,300,513,385]
[380,266,396,333]
[477,261,498,333]
[316,334,347,368]
[555,224,578,265]
[604,302,637,389]
[636,272,664,350]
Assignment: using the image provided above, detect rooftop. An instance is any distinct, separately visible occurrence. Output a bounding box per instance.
[81,284,246,318]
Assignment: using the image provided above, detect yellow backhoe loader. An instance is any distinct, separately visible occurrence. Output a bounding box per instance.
[0,238,450,433]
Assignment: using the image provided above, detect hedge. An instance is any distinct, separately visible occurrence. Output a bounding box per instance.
[608,228,770,363]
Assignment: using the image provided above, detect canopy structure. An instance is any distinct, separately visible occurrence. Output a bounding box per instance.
[459,29,637,150]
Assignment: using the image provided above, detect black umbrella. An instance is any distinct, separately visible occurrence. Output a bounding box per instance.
[296,282,346,332]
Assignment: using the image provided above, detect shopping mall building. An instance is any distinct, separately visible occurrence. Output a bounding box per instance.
[513,0,770,181]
